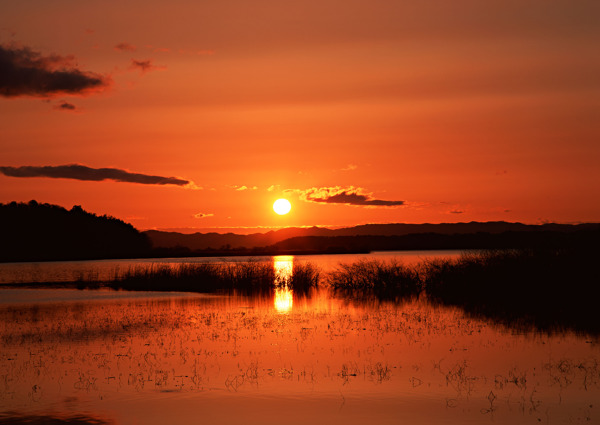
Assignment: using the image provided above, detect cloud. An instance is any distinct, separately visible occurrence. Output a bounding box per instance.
[54,101,76,111]
[342,164,357,171]
[114,42,137,52]
[449,210,465,214]
[232,185,257,191]
[130,59,165,73]
[193,212,214,219]
[0,43,109,98]
[294,186,405,207]
[0,164,193,187]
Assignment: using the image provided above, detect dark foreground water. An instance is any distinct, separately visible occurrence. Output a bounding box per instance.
[0,283,598,425]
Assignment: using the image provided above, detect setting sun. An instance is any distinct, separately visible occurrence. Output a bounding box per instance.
[273,199,292,215]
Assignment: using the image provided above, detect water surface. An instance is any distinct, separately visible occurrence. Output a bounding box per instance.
[1,290,598,424]
[1,253,598,424]
[0,250,463,284]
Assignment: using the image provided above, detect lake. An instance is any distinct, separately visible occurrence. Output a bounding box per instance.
[1,252,599,424]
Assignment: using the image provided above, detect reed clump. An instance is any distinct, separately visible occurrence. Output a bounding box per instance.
[327,259,422,301]
[107,260,321,295]
[325,247,600,334]
[289,262,321,295]
[421,248,600,334]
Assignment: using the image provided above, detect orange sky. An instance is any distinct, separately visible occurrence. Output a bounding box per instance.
[1,0,599,233]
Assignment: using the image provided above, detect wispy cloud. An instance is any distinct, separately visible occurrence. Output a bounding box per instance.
[291,186,405,207]
[342,164,357,171]
[193,212,214,219]
[231,185,257,191]
[0,164,194,187]
[114,42,137,52]
[54,101,77,111]
[130,59,165,74]
[0,43,109,98]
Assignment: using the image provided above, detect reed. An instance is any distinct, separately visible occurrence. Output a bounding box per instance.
[326,259,422,301]
[324,247,600,334]
[421,248,600,333]
[104,260,321,295]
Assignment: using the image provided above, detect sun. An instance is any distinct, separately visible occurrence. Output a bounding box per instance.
[273,198,291,215]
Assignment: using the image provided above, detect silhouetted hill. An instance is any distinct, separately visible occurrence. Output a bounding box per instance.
[144,226,334,251]
[0,201,151,262]
[144,222,599,251]
[266,229,600,252]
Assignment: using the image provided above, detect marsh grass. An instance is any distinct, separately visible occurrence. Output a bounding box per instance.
[99,260,320,295]
[29,245,600,334]
[422,248,600,334]
[326,247,600,334]
[289,262,321,296]
[327,259,421,302]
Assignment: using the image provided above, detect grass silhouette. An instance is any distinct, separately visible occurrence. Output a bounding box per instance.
[326,247,600,334]
[98,260,320,295]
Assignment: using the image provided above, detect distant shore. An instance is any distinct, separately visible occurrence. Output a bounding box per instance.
[0,247,372,264]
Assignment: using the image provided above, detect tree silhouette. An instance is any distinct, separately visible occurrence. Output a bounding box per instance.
[0,201,151,262]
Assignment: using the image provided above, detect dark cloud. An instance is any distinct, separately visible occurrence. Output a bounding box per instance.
[0,43,109,98]
[114,42,137,52]
[0,164,191,187]
[449,210,465,214]
[298,186,405,207]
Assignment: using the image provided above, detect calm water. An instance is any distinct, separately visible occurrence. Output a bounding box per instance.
[0,250,463,284]
[0,254,598,425]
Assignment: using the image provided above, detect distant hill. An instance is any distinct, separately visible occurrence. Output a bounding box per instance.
[0,201,151,262]
[143,226,334,251]
[144,222,599,251]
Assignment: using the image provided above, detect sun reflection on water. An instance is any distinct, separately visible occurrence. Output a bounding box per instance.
[273,255,294,313]
[274,286,293,313]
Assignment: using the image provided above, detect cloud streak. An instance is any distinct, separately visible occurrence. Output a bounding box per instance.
[193,212,214,219]
[130,59,165,74]
[0,43,109,98]
[294,186,405,207]
[114,42,137,52]
[0,164,192,187]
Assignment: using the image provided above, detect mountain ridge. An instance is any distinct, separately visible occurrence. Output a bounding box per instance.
[144,221,599,250]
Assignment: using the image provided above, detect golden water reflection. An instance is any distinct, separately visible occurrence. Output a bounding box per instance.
[274,286,293,313]
[273,255,294,313]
